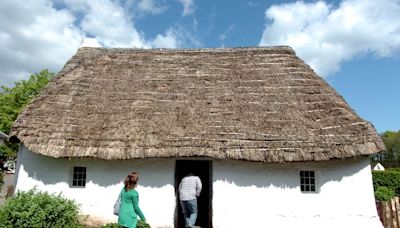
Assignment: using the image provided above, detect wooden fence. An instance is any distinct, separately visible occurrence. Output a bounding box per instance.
[377,197,400,228]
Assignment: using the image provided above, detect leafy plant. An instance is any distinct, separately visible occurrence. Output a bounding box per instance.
[372,170,400,195]
[375,186,396,201]
[0,70,54,157]
[373,130,400,167]
[102,220,150,228]
[138,220,151,228]
[102,223,122,228]
[0,188,82,228]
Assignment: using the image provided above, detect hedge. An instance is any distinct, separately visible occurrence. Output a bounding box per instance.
[372,170,400,196]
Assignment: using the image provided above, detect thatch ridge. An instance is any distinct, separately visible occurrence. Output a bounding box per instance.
[10,46,385,162]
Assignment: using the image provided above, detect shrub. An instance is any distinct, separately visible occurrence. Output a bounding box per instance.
[103,220,150,228]
[0,189,82,228]
[102,223,122,228]
[375,186,396,201]
[138,220,151,228]
[372,170,400,195]
[387,168,400,172]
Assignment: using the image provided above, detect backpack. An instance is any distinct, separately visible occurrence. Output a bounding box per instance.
[113,190,122,215]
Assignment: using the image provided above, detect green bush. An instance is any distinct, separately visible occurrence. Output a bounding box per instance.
[102,220,150,228]
[102,223,122,228]
[138,220,151,228]
[375,186,396,201]
[0,189,82,228]
[387,168,400,172]
[372,170,400,195]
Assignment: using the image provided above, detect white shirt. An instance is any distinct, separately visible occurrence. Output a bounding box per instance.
[179,175,202,201]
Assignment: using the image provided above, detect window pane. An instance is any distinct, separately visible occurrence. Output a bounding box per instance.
[72,166,87,187]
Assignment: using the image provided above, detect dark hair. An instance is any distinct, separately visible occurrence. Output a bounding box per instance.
[124,172,139,191]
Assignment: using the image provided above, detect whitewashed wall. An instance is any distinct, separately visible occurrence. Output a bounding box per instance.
[15,145,382,228]
[212,158,382,228]
[15,145,176,228]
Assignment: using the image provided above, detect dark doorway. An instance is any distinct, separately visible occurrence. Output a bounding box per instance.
[175,160,212,228]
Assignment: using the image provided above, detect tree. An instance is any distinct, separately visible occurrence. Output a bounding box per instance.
[374,130,400,167]
[0,70,54,157]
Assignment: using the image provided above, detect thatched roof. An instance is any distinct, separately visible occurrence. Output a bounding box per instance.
[10,46,384,162]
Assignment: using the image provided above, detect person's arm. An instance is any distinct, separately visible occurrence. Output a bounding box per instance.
[196,177,202,197]
[132,191,146,221]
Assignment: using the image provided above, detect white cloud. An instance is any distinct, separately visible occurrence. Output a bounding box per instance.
[123,0,168,16]
[63,0,147,48]
[149,28,180,48]
[259,0,400,77]
[177,0,194,16]
[0,0,193,87]
[137,0,167,15]
[0,0,83,87]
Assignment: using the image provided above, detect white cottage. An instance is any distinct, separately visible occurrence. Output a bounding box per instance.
[10,46,385,228]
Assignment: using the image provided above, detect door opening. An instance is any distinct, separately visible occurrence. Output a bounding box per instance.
[175,160,212,228]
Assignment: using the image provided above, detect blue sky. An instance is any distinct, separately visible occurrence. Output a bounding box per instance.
[0,0,399,133]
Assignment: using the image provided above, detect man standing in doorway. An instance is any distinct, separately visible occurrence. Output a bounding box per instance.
[179,173,202,228]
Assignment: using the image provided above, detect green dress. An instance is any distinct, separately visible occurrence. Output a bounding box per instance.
[118,188,146,228]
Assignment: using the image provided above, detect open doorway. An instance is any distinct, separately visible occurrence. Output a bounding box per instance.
[175,160,212,228]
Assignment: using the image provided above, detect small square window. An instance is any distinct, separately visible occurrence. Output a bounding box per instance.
[300,171,316,193]
[72,166,86,187]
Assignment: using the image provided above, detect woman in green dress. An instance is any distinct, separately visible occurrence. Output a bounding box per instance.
[118,172,146,228]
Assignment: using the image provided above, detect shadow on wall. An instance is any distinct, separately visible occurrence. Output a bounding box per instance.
[18,146,368,191]
[18,148,174,188]
[213,157,368,189]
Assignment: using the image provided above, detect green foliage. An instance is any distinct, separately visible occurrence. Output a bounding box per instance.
[102,220,150,228]
[387,168,400,172]
[102,223,122,228]
[0,143,19,158]
[137,220,151,228]
[372,170,400,195]
[0,70,54,157]
[0,189,81,228]
[374,130,400,167]
[375,186,396,201]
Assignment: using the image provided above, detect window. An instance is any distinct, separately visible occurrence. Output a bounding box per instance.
[300,170,316,192]
[72,166,86,187]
